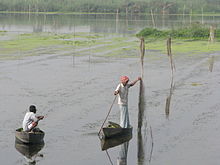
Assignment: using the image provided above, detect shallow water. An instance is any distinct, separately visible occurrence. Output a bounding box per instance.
[1,13,220,165]
[1,49,220,164]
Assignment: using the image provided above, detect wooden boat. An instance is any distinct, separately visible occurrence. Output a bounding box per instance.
[101,133,132,150]
[101,127,132,139]
[100,122,132,139]
[15,128,45,144]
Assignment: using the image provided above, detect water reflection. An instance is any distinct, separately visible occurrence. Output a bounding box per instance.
[100,134,132,165]
[117,141,129,165]
[15,141,44,165]
[165,78,175,119]
[100,134,132,151]
[137,128,154,165]
[137,131,145,165]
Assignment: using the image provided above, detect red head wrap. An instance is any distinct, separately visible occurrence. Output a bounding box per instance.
[120,76,129,83]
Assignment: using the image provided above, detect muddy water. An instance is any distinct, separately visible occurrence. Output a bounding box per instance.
[1,13,220,165]
[1,48,220,164]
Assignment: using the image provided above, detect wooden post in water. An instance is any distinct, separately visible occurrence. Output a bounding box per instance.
[140,37,145,78]
[209,25,215,43]
[167,37,175,80]
[208,25,215,72]
[150,9,156,28]
[138,36,145,162]
[182,5,186,23]
[190,9,192,25]
[138,37,145,130]
[116,9,119,33]
[201,7,204,24]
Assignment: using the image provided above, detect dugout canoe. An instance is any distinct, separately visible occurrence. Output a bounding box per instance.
[101,127,133,139]
[15,128,45,144]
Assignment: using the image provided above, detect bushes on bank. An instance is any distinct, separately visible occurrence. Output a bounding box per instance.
[137,24,220,40]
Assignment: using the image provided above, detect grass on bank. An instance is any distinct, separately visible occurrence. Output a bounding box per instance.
[145,39,220,55]
[137,24,220,55]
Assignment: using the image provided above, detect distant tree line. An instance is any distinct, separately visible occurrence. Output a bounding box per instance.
[0,0,220,14]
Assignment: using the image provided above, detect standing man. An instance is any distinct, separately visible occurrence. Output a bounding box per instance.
[114,76,141,128]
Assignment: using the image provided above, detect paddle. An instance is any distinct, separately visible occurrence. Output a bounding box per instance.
[98,95,117,137]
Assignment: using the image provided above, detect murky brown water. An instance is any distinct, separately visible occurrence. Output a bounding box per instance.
[1,49,220,165]
[1,13,220,165]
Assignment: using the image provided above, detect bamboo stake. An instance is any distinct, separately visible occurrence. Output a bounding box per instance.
[209,25,215,43]
[208,25,215,72]
[73,24,76,67]
[167,37,175,79]
[190,9,192,25]
[138,37,145,130]
[150,9,156,28]
[201,7,204,24]
[140,37,145,78]
[182,5,186,23]
[116,9,119,33]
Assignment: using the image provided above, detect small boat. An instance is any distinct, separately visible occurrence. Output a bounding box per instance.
[101,133,132,150]
[15,128,45,144]
[100,122,132,139]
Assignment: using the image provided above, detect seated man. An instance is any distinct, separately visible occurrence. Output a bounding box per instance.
[22,105,44,132]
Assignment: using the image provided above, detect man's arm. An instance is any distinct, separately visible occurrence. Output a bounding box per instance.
[114,84,120,95]
[37,116,44,120]
[130,77,141,87]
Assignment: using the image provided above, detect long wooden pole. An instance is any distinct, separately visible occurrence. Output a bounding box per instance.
[98,95,117,137]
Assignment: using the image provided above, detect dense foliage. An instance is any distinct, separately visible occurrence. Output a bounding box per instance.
[137,24,220,39]
[0,0,220,14]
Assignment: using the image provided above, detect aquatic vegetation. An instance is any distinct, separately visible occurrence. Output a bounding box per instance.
[0,33,62,52]
[145,39,220,55]
[191,83,203,86]
[137,28,169,39]
[0,31,220,61]
[137,24,220,40]
[0,30,7,35]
